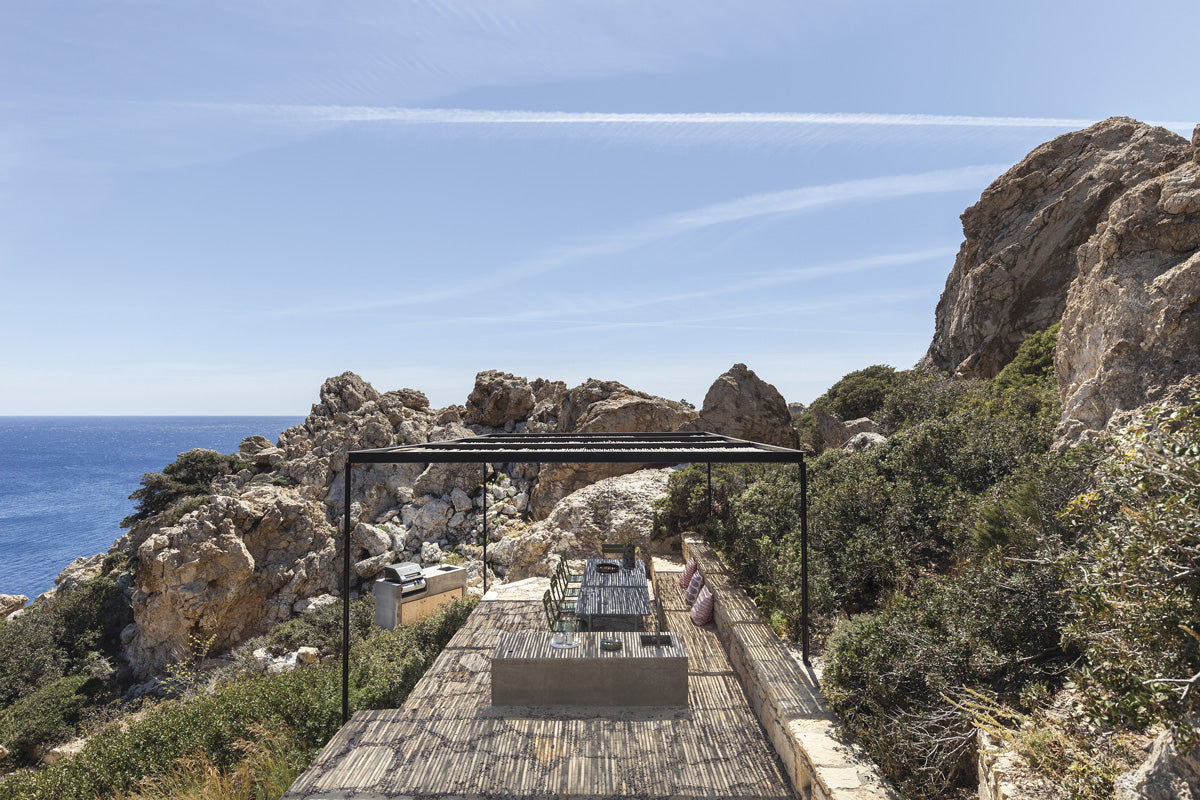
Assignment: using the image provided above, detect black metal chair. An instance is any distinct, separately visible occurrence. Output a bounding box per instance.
[553,561,580,599]
[600,543,625,559]
[557,557,582,586]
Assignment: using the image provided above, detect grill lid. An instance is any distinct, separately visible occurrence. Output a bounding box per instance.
[382,561,423,583]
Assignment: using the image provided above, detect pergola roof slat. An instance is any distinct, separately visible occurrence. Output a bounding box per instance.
[348,431,806,464]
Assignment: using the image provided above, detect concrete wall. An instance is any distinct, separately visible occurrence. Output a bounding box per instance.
[682,536,898,800]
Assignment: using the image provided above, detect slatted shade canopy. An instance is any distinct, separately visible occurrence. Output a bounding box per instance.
[340,430,809,721]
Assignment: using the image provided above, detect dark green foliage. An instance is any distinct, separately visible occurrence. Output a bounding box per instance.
[260,594,375,656]
[0,575,131,711]
[122,449,250,528]
[824,557,1070,799]
[1059,404,1200,734]
[993,325,1059,395]
[0,597,476,800]
[810,364,898,421]
[0,675,100,762]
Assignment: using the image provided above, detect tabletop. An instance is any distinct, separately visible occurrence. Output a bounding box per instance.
[577,558,653,618]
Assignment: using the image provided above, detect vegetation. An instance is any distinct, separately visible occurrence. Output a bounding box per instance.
[656,326,1200,799]
[122,449,250,528]
[0,597,476,800]
[793,364,898,449]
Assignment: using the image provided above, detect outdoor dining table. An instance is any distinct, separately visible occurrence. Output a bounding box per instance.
[576,557,653,630]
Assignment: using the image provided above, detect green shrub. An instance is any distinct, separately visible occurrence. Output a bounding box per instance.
[0,597,476,800]
[0,575,131,710]
[810,364,898,422]
[823,556,1070,799]
[259,595,374,657]
[0,675,100,763]
[1059,403,1200,734]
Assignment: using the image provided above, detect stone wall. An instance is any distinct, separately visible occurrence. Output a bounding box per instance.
[682,536,898,800]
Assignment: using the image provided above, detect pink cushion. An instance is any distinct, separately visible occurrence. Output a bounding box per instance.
[684,570,705,606]
[690,585,714,625]
[678,558,698,588]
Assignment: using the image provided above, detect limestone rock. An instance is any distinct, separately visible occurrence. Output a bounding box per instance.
[844,431,887,452]
[238,435,274,455]
[464,370,535,427]
[0,593,28,618]
[54,552,106,592]
[681,363,799,448]
[528,379,697,518]
[1115,725,1200,800]
[126,484,338,677]
[1055,152,1200,445]
[498,468,674,581]
[927,117,1191,379]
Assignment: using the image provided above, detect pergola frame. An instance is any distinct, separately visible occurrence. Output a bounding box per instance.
[340,430,808,721]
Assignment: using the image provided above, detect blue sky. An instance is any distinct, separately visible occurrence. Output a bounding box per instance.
[2,1,1195,415]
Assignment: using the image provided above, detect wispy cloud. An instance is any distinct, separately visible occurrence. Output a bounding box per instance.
[190,104,1195,137]
[281,167,993,317]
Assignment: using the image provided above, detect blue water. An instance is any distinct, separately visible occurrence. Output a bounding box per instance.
[0,417,304,600]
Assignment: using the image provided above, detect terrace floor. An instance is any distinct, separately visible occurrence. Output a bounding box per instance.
[282,557,796,799]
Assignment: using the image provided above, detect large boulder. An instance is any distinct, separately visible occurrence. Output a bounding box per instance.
[463,370,535,427]
[0,593,27,619]
[1055,144,1200,445]
[125,485,339,677]
[529,379,697,517]
[493,468,674,581]
[681,363,799,448]
[927,117,1191,379]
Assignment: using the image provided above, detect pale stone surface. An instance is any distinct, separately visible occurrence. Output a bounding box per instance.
[927,117,1191,379]
[843,431,887,452]
[1115,725,1200,800]
[42,737,87,766]
[1055,150,1200,446]
[498,468,674,581]
[54,552,106,592]
[681,363,799,448]
[0,593,28,618]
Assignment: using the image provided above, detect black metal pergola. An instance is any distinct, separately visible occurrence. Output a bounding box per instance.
[340,430,808,721]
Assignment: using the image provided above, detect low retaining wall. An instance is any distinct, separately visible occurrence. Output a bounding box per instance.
[682,536,898,800]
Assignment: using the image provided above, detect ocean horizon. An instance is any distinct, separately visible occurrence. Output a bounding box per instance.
[0,416,305,601]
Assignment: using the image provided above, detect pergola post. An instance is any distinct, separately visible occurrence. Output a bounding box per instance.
[800,458,809,665]
[481,464,488,594]
[342,464,352,723]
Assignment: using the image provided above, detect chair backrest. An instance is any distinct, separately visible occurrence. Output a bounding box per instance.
[543,590,557,630]
[656,595,667,634]
[601,543,624,557]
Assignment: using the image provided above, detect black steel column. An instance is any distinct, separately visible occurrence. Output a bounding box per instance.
[800,458,809,664]
[482,464,488,593]
[342,463,352,723]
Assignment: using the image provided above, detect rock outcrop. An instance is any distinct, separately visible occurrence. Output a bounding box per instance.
[463,370,535,428]
[490,468,675,581]
[1115,725,1200,800]
[681,363,799,448]
[925,116,1200,445]
[0,593,27,619]
[528,379,697,517]
[927,117,1191,380]
[1056,146,1200,444]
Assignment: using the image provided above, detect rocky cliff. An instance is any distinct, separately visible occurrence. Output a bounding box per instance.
[103,364,794,677]
[926,117,1200,445]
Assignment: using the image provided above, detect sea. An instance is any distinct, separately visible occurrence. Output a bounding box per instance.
[0,416,304,601]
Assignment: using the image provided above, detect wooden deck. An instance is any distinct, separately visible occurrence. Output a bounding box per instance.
[282,558,796,799]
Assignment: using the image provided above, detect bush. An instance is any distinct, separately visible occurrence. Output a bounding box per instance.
[823,557,1070,799]
[0,675,100,763]
[0,597,476,800]
[0,575,131,710]
[1059,403,1200,733]
[810,364,899,422]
